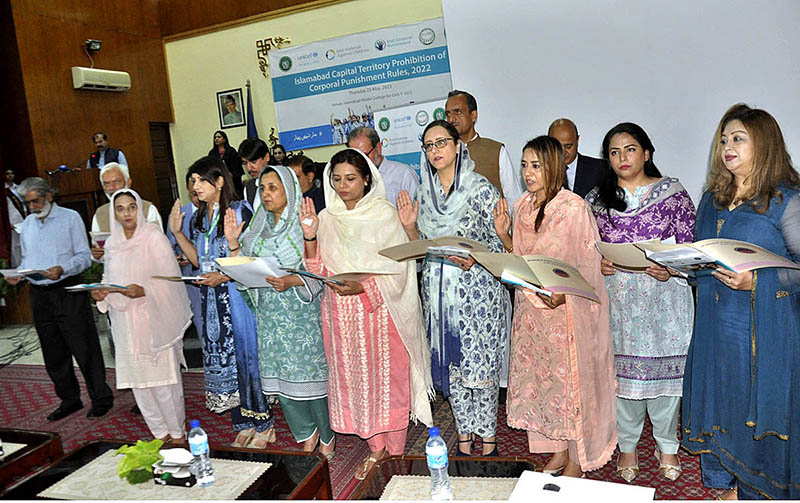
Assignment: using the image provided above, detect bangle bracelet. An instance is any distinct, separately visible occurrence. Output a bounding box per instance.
[304,236,317,242]
[229,246,240,252]
[505,244,513,253]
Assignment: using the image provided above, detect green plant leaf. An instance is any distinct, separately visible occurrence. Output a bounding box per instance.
[116,439,164,483]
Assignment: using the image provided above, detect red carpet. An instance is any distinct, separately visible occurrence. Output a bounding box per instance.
[0,364,720,499]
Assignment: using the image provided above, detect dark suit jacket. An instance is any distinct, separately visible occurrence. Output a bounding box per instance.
[569,153,606,198]
[244,178,258,207]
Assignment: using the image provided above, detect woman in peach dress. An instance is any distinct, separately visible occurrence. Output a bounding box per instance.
[494,135,616,478]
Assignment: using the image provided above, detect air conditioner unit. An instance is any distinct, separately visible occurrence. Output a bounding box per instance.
[71,66,131,91]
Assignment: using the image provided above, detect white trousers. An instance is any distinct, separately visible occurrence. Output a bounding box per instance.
[616,395,681,455]
[132,378,186,439]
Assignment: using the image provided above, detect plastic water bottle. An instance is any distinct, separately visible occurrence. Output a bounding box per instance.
[426,426,453,500]
[187,419,215,487]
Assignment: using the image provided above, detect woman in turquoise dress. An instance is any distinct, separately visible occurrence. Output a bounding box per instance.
[224,165,334,458]
[169,156,274,448]
[681,104,800,499]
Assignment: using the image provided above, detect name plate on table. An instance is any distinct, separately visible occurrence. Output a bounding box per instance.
[38,450,271,500]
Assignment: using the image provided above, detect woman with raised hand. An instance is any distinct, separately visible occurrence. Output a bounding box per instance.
[396,119,510,457]
[587,122,695,483]
[494,135,615,478]
[301,148,432,480]
[93,189,191,444]
[169,156,274,448]
[682,104,800,500]
[223,165,334,459]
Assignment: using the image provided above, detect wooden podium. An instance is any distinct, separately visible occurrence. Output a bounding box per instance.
[47,168,105,230]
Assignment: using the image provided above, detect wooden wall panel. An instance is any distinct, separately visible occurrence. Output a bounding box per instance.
[0,0,36,181]
[159,0,337,38]
[8,0,170,204]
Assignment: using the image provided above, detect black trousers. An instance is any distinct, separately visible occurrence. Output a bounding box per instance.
[30,278,113,408]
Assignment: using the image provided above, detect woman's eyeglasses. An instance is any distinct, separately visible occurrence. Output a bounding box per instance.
[421,138,455,152]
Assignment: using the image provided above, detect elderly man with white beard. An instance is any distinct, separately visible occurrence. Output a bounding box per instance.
[7,177,114,421]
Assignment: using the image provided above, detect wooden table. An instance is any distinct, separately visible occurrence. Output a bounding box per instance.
[1,440,331,500]
[0,428,63,494]
[349,454,539,499]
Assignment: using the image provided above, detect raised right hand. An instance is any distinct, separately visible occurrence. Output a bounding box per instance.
[600,257,617,276]
[493,198,511,238]
[299,197,319,239]
[168,200,185,235]
[396,190,419,230]
[223,208,244,247]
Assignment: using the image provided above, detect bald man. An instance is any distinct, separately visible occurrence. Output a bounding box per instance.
[548,118,606,198]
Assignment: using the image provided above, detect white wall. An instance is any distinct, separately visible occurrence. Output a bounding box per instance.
[442,0,800,202]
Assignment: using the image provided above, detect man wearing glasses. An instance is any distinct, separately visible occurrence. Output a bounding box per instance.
[7,178,114,421]
[347,126,419,207]
[444,90,523,212]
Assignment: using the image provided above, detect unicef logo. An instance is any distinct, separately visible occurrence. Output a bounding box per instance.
[378,117,390,132]
[415,110,430,126]
[375,39,387,51]
[419,28,436,45]
[325,49,336,60]
[279,56,293,72]
[433,107,446,121]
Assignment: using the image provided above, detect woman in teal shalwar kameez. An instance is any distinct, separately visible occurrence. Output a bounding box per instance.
[681,104,800,500]
[225,165,334,458]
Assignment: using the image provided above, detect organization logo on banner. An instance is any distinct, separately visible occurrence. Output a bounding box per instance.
[375,39,387,51]
[415,110,430,126]
[433,107,446,121]
[419,28,436,45]
[378,117,391,132]
[279,56,293,72]
[381,138,389,148]
[325,49,336,60]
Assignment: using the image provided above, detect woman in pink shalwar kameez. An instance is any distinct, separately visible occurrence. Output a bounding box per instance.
[494,136,616,478]
[92,189,192,443]
[301,149,433,480]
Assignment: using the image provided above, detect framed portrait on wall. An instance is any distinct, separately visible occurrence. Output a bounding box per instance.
[216,88,245,129]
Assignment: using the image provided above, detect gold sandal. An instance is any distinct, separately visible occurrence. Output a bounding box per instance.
[654,448,682,481]
[231,428,255,448]
[616,452,639,483]
[249,428,276,449]
[354,452,383,480]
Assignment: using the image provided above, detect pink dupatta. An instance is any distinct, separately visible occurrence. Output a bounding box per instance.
[98,189,191,361]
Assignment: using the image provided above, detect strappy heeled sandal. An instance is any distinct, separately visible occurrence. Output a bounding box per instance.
[456,438,473,456]
[481,440,498,457]
[716,486,738,500]
[249,428,276,449]
[654,448,682,481]
[354,453,382,480]
[616,452,639,483]
[231,428,255,448]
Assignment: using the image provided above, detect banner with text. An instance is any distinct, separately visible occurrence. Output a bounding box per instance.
[269,18,452,151]
[374,100,447,180]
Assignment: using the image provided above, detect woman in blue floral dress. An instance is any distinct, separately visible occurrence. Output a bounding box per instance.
[169,156,274,448]
[397,120,511,456]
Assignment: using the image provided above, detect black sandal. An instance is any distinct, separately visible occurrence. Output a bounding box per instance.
[456,438,473,456]
[482,440,498,457]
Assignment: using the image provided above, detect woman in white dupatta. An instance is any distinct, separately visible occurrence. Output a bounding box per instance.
[301,148,432,480]
[92,189,192,443]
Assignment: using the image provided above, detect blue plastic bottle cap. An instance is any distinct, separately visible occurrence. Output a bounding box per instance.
[429,426,439,436]
[190,419,200,428]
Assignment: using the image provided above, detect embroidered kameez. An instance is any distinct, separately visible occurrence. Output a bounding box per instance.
[507,188,616,471]
[682,188,800,499]
[189,200,273,432]
[416,143,511,439]
[238,166,331,444]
